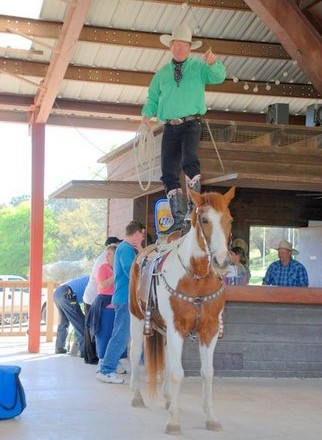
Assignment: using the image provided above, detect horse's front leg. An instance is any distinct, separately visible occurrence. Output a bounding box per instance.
[130,314,145,407]
[199,336,223,431]
[161,341,171,409]
[164,327,184,435]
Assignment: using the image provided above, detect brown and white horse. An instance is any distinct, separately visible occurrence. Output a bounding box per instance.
[129,187,235,434]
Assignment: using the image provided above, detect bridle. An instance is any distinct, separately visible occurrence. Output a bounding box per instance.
[176,206,226,279]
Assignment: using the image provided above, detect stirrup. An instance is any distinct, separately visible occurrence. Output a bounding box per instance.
[181,220,191,235]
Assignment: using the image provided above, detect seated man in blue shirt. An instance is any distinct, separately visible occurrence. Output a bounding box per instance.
[263,240,309,287]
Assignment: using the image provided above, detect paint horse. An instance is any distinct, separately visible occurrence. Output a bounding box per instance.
[129,187,235,434]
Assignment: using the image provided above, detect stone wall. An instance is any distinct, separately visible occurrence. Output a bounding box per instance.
[182,302,322,378]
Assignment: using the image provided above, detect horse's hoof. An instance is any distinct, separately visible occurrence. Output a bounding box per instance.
[206,420,223,431]
[131,397,145,407]
[165,424,181,435]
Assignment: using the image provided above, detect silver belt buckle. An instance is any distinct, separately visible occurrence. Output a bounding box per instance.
[171,118,183,125]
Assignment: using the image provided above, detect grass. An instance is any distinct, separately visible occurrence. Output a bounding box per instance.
[248,249,278,285]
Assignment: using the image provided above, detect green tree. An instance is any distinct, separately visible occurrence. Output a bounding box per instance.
[48,198,107,261]
[10,195,31,207]
[0,202,58,277]
[0,197,107,278]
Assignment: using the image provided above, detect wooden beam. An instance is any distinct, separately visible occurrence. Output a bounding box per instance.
[80,27,289,60]
[0,94,307,126]
[0,14,290,60]
[49,180,163,199]
[138,0,251,11]
[28,123,45,353]
[1,58,319,98]
[243,0,322,94]
[202,172,322,192]
[33,0,92,123]
[46,115,140,131]
[225,285,322,304]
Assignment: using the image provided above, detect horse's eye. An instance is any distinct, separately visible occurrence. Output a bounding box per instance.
[201,217,209,225]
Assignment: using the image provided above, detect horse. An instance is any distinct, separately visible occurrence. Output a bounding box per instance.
[129,186,235,435]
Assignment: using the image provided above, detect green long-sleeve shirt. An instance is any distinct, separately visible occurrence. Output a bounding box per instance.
[142,57,226,122]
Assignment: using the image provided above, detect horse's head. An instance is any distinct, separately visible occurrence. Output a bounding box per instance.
[189,187,235,269]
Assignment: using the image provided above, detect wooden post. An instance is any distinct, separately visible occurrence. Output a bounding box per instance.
[28,123,45,353]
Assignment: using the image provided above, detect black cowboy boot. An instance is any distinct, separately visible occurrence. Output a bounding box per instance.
[159,188,186,235]
[184,174,201,223]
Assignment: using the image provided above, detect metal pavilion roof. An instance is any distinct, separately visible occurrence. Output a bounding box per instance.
[0,0,321,129]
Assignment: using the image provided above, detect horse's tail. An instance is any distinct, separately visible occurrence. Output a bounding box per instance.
[144,331,165,398]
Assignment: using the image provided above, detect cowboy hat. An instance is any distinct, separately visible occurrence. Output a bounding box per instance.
[275,239,299,255]
[160,24,202,50]
[232,238,248,253]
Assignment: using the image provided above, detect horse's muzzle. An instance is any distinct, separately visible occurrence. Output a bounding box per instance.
[212,253,231,270]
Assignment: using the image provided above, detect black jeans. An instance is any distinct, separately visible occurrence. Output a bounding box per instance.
[83,302,99,364]
[161,119,202,194]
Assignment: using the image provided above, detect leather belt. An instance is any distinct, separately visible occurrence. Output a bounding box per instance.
[165,115,200,125]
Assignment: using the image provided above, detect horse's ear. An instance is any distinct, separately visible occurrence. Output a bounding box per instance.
[188,188,204,206]
[223,186,235,205]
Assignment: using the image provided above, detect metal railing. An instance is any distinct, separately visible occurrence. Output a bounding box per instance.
[0,280,59,341]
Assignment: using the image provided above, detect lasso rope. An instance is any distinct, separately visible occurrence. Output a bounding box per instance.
[133,122,156,191]
[205,120,225,173]
[185,2,225,174]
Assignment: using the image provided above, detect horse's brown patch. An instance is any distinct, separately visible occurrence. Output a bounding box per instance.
[129,259,144,320]
[171,257,225,345]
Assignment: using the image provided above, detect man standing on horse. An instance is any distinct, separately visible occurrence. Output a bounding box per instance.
[141,23,226,234]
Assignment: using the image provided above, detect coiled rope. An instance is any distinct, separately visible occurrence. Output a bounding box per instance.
[133,122,156,191]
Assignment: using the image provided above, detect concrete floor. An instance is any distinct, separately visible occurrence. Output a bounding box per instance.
[0,337,321,440]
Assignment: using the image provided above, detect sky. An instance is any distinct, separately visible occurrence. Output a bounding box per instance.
[0,1,136,204]
[0,122,135,204]
[0,0,43,48]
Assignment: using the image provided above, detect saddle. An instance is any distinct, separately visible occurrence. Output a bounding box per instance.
[136,238,183,336]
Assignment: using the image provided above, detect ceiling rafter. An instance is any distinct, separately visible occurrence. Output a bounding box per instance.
[0,93,306,126]
[0,57,318,99]
[0,0,320,129]
[0,15,290,60]
[138,0,251,11]
[32,0,92,123]
[243,0,322,94]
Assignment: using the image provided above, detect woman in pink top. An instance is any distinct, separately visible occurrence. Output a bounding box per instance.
[96,244,117,296]
[94,243,127,373]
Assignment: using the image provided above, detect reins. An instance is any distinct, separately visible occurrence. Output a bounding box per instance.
[176,207,215,279]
